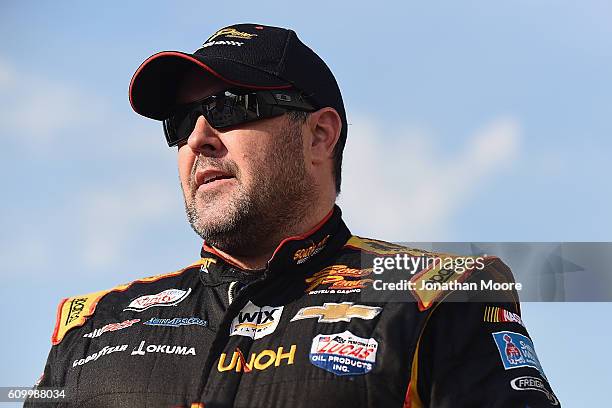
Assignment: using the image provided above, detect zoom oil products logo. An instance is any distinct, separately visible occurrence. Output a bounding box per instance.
[230,301,283,340]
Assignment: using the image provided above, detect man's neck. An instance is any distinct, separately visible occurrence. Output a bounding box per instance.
[209,203,335,270]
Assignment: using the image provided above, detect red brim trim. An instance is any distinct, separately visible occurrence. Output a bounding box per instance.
[129,51,292,115]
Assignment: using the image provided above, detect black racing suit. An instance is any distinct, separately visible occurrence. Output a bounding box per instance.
[27,206,560,407]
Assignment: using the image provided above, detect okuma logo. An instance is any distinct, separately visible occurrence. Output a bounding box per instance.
[131,340,196,356]
[230,301,283,340]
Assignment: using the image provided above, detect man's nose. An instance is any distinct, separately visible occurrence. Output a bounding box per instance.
[187,115,226,156]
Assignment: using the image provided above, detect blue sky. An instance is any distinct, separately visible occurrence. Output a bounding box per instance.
[1,1,611,406]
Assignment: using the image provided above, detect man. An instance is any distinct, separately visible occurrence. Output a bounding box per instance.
[28,24,560,407]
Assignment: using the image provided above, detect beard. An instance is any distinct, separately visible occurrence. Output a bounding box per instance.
[181,117,316,256]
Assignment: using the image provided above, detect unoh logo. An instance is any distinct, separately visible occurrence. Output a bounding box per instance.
[309,330,378,376]
[230,301,283,340]
[217,346,296,373]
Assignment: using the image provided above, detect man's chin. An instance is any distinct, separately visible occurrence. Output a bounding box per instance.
[191,194,245,227]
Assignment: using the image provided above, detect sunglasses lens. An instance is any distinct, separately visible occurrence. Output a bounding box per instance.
[164,90,313,147]
[163,108,197,146]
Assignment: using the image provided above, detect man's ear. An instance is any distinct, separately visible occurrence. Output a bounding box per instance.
[307,107,342,165]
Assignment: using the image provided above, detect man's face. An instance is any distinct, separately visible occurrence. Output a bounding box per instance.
[177,105,316,256]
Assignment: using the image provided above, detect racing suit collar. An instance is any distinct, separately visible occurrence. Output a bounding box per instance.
[198,205,351,283]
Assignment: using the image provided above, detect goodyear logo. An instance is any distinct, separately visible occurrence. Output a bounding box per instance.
[306,265,373,293]
[218,345,296,372]
[291,302,381,323]
[230,301,283,340]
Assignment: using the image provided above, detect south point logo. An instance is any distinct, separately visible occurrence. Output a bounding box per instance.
[229,301,283,340]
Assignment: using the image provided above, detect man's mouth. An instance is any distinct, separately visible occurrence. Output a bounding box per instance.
[195,170,234,187]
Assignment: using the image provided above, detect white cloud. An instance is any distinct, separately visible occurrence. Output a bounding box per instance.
[0,58,14,87]
[0,58,107,148]
[339,115,521,240]
[78,182,179,268]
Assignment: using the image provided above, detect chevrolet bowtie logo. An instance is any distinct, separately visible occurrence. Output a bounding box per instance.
[290,302,382,323]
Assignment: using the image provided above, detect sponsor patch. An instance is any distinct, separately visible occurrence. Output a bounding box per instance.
[484,306,525,328]
[217,345,296,372]
[124,288,192,312]
[492,331,546,379]
[73,344,128,367]
[83,319,140,339]
[51,259,207,345]
[305,265,373,294]
[143,317,208,328]
[131,340,196,356]
[291,302,382,323]
[309,330,378,376]
[65,297,88,325]
[230,301,283,340]
[510,376,559,405]
[293,235,330,264]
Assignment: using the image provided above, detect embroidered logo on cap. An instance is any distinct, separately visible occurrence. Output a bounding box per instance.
[206,27,258,43]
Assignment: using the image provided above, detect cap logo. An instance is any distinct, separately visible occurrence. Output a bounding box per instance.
[205,28,258,44]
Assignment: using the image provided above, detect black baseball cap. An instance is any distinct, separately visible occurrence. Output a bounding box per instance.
[129,23,346,139]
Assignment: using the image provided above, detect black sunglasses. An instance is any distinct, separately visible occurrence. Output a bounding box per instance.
[162,89,316,147]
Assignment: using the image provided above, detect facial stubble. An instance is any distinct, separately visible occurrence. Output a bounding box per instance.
[182,119,315,256]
